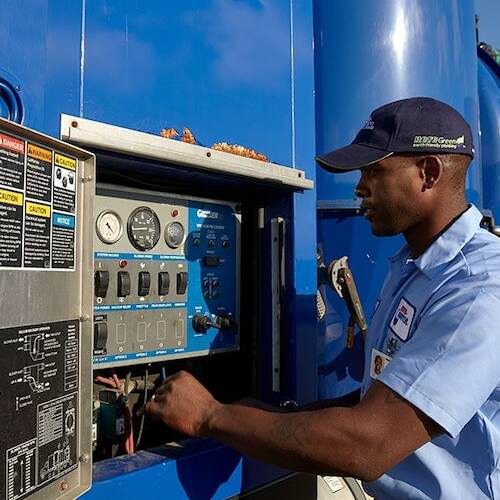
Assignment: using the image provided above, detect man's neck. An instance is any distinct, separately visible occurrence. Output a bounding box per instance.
[404,201,469,258]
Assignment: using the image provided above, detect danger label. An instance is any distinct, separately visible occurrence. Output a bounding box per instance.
[0,133,25,191]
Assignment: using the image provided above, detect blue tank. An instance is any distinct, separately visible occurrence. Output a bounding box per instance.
[314,0,482,397]
[478,49,500,221]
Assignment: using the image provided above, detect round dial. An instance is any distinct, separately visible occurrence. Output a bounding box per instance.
[165,221,185,249]
[96,210,123,244]
[127,207,161,251]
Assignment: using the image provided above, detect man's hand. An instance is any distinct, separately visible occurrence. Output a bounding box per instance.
[145,370,221,437]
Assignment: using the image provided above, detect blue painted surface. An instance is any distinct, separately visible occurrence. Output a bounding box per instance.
[314,0,482,206]
[0,0,82,135]
[313,0,482,398]
[82,440,290,500]
[478,52,500,220]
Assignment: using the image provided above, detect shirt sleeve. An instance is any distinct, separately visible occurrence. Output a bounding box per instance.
[378,282,500,438]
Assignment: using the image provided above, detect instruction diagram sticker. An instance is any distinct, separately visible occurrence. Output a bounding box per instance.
[0,126,78,271]
[0,320,80,500]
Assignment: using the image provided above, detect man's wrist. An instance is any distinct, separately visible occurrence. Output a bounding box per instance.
[199,400,225,438]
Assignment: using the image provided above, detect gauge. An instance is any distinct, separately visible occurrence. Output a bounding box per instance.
[127,207,161,251]
[165,221,186,249]
[96,210,123,245]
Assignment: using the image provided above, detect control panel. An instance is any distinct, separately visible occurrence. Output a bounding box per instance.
[93,187,240,368]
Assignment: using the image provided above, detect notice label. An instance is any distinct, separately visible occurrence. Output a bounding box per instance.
[51,213,75,269]
[0,133,25,191]
[26,144,52,203]
[0,126,78,271]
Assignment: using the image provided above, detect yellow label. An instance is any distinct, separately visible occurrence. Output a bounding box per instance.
[26,201,51,218]
[0,189,23,206]
[28,144,53,163]
[55,153,76,171]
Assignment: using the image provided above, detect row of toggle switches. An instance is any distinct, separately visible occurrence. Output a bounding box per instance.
[95,271,188,298]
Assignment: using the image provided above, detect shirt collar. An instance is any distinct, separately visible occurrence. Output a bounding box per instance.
[389,205,483,279]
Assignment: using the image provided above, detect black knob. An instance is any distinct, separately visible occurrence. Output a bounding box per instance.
[192,314,210,333]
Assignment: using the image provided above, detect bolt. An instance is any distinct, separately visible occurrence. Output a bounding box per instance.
[79,453,90,463]
[71,120,78,128]
[81,176,93,183]
[206,151,212,158]
[80,314,90,322]
[59,480,69,492]
[15,86,21,92]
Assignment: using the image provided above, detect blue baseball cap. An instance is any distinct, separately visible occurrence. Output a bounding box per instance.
[316,97,475,173]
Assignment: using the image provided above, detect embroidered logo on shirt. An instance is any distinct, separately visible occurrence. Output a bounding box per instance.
[389,297,415,341]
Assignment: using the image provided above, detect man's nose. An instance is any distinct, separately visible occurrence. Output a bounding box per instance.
[354,173,368,198]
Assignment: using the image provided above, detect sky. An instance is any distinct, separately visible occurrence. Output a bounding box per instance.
[475,0,500,49]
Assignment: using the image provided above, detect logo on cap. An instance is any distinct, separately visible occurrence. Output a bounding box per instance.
[412,135,466,150]
[362,116,375,130]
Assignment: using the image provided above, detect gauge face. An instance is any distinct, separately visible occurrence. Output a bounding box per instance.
[127,207,161,251]
[96,210,123,244]
[165,221,185,249]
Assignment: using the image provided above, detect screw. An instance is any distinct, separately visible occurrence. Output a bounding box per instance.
[206,151,212,157]
[15,86,21,92]
[81,176,93,183]
[71,120,78,128]
[80,314,90,322]
[59,480,69,492]
[79,453,90,463]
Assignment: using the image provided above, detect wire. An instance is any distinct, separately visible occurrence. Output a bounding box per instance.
[135,367,149,449]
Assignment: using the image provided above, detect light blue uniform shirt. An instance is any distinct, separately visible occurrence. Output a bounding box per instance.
[361,205,500,499]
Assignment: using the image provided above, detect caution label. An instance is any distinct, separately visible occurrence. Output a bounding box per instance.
[0,133,25,191]
[0,190,23,267]
[26,201,51,218]
[24,201,51,268]
[53,158,76,213]
[0,189,23,206]
[55,153,76,171]
[26,143,52,203]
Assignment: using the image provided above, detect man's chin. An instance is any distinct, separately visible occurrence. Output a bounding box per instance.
[370,224,399,237]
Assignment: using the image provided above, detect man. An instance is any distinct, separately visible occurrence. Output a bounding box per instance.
[147,97,500,499]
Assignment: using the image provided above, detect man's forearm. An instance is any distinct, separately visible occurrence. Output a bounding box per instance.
[203,403,373,480]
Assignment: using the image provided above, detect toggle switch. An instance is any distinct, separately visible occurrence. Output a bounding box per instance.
[158,272,170,295]
[94,271,110,298]
[138,271,151,296]
[117,271,131,297]
[176,272,188,294]
[94,322,108,351]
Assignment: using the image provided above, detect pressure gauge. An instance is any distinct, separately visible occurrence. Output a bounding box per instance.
[127,207,161,251]
[165,222,186,249]
[96,210,123,244]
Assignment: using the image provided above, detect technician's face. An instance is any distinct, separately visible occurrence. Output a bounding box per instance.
[354,156,423,236]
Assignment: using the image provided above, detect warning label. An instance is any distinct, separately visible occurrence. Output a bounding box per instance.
[0,133,25,191]
[24,202,51,268]
[0,127,78,271]
[0,189,23,267]
[0,320,80,500]
[26,144,52,203]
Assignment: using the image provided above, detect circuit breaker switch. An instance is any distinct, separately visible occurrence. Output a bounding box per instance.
[192,314,210,333]
[158,272,170,295]
[94,322,108,351]
[95,271,110,298]
[176,272,188,294]
[117,271,131,297]
[138,271,151,296]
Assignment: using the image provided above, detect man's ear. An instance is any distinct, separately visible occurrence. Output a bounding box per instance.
[418,156,443,192]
